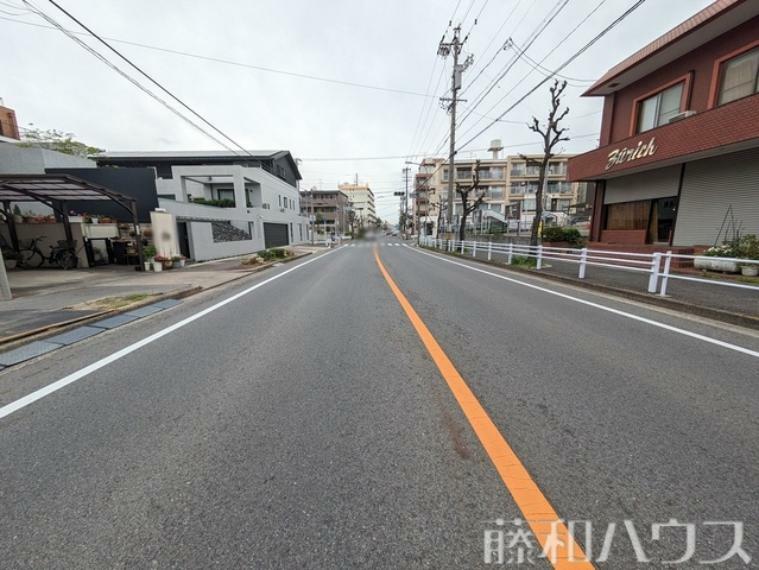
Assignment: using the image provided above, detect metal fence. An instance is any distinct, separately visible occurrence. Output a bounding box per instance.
[420,236,759,298]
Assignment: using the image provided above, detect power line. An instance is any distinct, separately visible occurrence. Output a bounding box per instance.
[412,61,451,161]
[0,14,436,99]
[456,0,618,143]
[518,50,597,84]
[459,0,524,97]
[457,0,649,152]
[20,1,241,153]
[455,0,570,132]
[41,0,256,157]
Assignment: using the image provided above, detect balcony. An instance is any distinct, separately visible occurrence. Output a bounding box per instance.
[477,168,504,180]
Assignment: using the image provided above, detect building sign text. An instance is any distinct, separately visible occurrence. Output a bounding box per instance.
[606,137,657,170]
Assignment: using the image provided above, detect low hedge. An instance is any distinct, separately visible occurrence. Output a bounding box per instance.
[542,226,583,246]
[256,248,290,261]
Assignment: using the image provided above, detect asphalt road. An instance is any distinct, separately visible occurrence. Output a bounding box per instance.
[1,238,757,568]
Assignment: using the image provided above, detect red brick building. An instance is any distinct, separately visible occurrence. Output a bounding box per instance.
[568,0,759,249]
[0,100,20,140]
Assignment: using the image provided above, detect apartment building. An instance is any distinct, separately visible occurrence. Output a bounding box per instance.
[337,182,376,228]
[300,189,351,236]
[413,141,585,236]
[568,0,759,248]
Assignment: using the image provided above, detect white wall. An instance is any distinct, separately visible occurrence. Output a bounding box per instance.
[156,164,308,260]
[0,222,88,267]
[150,211,180,258]
[187,221,261,261]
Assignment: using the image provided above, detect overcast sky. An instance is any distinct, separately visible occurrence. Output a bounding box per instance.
[3,0,712,221]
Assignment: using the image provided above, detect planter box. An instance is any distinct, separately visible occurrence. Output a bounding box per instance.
[694,257,739,273]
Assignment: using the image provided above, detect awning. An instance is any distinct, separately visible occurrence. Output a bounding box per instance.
[0,174,134,210]
[0,173,145,269]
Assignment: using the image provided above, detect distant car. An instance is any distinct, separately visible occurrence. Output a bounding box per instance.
[391,230,399,236]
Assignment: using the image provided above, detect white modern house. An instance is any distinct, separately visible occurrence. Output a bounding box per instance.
[96,151,309,261]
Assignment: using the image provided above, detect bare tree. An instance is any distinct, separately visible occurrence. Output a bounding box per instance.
[456,160,486,241]
[520,80,570,246]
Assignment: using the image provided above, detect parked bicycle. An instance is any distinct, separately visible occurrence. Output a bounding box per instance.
[18,236,79,270]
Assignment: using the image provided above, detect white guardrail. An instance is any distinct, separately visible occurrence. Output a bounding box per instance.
[420,236,759,298]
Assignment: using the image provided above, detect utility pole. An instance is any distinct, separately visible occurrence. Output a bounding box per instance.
[402,166,410,239]
[438,25,472,237]
[0,248,11,301]
[309,187,315,244]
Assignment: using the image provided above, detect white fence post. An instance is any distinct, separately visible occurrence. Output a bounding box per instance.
[461,240,465,255]
[507,242,513,264]
[536,245,543,270]
[487,241,492,261]
[472,240,477,257]
[578,247,588,279]
[647,252,662,293]
[659,251,673,297]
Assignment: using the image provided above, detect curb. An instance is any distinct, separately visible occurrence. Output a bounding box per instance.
[0,250,314,352]
[0,286,201,352]
[421,246,759,331]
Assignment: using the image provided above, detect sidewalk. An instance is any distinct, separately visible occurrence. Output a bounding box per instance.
[1,246,320,341]
[427,245,759,326]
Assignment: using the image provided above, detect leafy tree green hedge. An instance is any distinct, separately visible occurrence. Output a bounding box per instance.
[542,226,583,246]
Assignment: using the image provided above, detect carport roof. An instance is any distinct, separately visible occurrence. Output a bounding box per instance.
[0,173,132,204]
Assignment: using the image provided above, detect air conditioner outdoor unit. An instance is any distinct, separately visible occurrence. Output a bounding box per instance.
[668,110,697,124]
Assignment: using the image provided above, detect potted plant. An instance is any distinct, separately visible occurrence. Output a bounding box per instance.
[695,243,739,273]
[3,249,18,270]
[143,244,156,272]
[736,234,759,276]
[154,255,172,270]
[172,254,186,268]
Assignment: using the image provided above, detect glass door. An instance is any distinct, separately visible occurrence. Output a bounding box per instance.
[648,197,677,243]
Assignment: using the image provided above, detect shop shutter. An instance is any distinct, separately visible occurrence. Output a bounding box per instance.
[604,165,680,204]
[673,147,759,246]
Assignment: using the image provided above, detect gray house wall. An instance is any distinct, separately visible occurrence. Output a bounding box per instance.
[0,142,95,173]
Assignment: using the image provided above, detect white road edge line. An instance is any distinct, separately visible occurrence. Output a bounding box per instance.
[0,247,343,421]
[404,245,759,359]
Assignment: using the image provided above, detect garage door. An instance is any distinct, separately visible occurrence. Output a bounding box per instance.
[264,223,289,248]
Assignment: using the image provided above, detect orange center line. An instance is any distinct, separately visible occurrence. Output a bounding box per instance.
[373,247,593,569]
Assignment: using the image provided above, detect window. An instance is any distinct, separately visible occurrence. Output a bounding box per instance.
[637,82,684,132]
[278,195,282,207]
[605,200,650,230]
[547,162,566,176]
[718,48,759,105]
[216,188,235,202]
[547,181,571,194]
[487,186,503,200]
